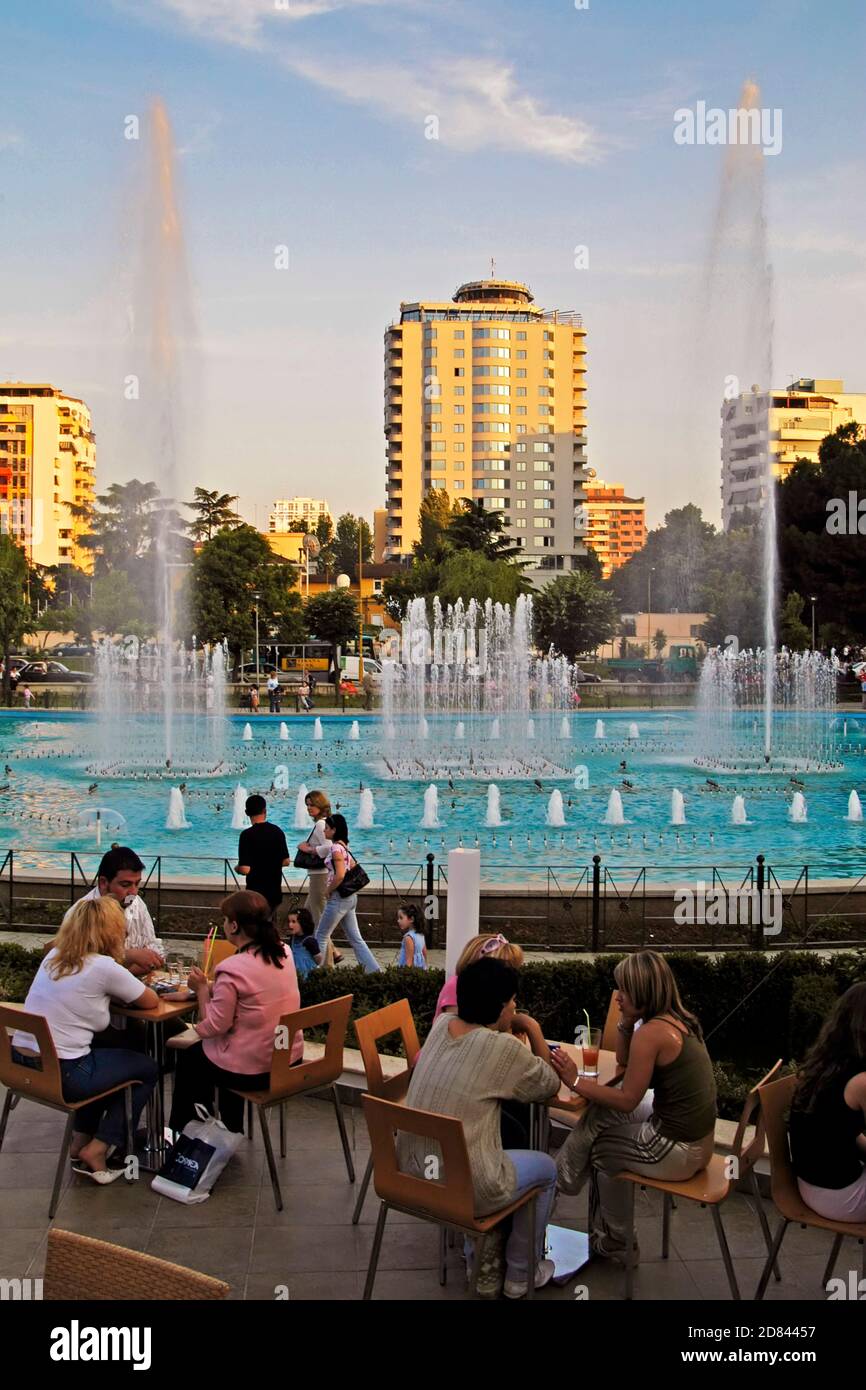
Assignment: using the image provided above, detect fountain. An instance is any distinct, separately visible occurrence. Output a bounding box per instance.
[846,790,863,822]
[419,717,430,740]
[166,787,189,829]
[731,795,748,825]
[349,721,360,741]
[485,784,503,827]
[279,722,289,741]
[546,790,565,827]
[490,718,501,740]
[671,789,686,825]
[559,717,570,739]
[356,788,375,829]
[421,785,440,828]
[789,791,807,822]
[526,719,536,740]
[313,718,323,741]
[242,723,253,742]
[628,723,639,740]
[604,790,626,826]
[293,784,309,829]
[455,722,465,740]
[594,720,605,739]
[231,784,249,829]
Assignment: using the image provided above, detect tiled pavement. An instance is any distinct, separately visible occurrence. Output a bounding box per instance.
[0,1086,861,1302]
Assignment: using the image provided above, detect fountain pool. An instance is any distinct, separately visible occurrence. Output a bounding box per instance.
[2,709,866,883]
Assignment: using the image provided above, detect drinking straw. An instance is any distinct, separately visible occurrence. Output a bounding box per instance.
[204,925,217,975]
[583,1008,591,1036]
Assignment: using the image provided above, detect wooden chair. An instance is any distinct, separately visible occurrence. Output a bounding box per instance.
[361,1094,547,1300]
[44,1228,229,1300]
[601,989,621,1052]
[351,999,421,1225]
[230,993,355,1211]
[0,1005,138,1218]
[616,1060,783,1300]
[755,1073,866,1301]
[201,938,236,972]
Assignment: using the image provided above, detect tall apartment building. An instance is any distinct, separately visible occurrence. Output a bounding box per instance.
[268,497,332,533]
[0,383,96,569]
[384,278,587,580]
[580,471,646,579]
[721,379,866,530]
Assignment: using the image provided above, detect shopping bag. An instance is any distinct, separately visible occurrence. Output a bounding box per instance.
[151,1104,243,1204]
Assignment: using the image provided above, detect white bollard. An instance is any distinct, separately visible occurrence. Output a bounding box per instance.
[445,848,481,978]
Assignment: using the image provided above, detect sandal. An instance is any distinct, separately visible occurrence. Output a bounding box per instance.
[71,1163,124,1186]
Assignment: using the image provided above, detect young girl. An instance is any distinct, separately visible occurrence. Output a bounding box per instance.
[286,906,323,979]
[397,903,428,969]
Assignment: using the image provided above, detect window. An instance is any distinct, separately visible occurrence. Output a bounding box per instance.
[430,478,446,488]
[454,443,464,452]
[515,387,527,397]
[516,368,526,378]
[454,349,464,359]
[429,422,441,432]
[533,460,553,472]
[534,498,553,509]
[484,497,507,510]
[516,518,527,528]
[424,349,437,360]
[454,386,465,396]
[453,479,464,489]
[516,480,527,490]
[454,405,464,414]
[538,386,551,397]
[473,384,510,398]
[473,328,510,339]
[516,460,527,472]
[516,350,527,360]
[454,368,464,377]
[453,457,464,467]
[535,517,553,528]
[544,350,554,360]
[515,442,526,452]
[544,330,554,341]
[515,407,526,415]
[428,403,441,414]
[425,328,437,338]
[534,440,553,452]
[516,331,526,340]
[454,330,464,340]
[516,424,527,434]
[473,421,510,433]
[430,441,446,451]
[454,424,464,433]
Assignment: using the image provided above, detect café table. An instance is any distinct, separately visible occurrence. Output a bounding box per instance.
[112,991,196,1171]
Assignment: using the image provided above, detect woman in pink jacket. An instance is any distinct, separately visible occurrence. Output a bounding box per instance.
[169,890,301,1133]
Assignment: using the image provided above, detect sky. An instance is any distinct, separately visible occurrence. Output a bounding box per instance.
[1,0,864,531]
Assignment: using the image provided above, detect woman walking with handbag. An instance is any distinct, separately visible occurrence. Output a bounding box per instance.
[295,790,331,927]
[314,814,382,973]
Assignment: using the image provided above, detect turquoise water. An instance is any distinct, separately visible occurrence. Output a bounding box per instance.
[1,710,865,883]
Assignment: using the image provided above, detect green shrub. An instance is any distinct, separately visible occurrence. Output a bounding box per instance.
[788,973,840,1058]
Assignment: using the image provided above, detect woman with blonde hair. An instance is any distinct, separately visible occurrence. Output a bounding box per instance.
[297,788,339,963]
[11,896,159,1183]
[434,934,525,1020]
[551,950,717,1262]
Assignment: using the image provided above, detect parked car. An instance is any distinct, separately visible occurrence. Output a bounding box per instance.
[574,669,603,684]
[14,660,94,684]
[50,644,95,659]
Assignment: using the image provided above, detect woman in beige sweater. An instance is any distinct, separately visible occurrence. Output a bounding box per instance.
[399,957,560,1298]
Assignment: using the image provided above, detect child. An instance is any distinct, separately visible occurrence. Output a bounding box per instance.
[396,903,428,969]
[286,907,322,979]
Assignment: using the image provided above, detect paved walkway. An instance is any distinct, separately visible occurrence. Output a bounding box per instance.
[0,1083,857,1301]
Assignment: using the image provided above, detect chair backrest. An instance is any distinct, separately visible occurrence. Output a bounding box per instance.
[758,1072,801,1215]
[731,1059,782,1174]
[354,1000,420,1102]
[362,1094,477,1226]
[202,939,236,972]
[0,1005,65,1105]
[601,990,620,1053]
[44,1228,229,1300]
[268,993,353,1096]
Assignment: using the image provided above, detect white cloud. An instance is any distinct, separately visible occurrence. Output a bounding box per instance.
[149,0,607,163]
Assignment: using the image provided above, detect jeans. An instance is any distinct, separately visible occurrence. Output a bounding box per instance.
[169,1041,270,1135]
[502,1149,558,1282]
[315,892,382,973]
[16,1048,158,1150]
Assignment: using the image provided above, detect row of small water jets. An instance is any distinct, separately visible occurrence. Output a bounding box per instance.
[379,718,637,742]
[162,780,866,832]
[242,720,359,743]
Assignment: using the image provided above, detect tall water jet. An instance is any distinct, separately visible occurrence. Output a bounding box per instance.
[788,791,807,822]
[628,723,639,740]
[279,722,289,741]
[231,784,249,829]
[349,721,360,741]
[846,790,863,822]
[485,784,502,827]
[293,783,310,829]
[165,786,189,829]
[313,718,323,741]
[671,789,686,825]
[356,788,375,829]
[419,717,429,740]
[490,718,501,740]
[526,719,536,740]
[604,790,626,825]
[242,723,253,742]
[455,721,466,740]
[594,720,605,739]
[546,790,565,827]
[421,784,440,828]
[559,716,570,739]
[731,795,748,825]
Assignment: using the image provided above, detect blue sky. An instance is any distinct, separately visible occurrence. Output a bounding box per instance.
[1,0,864,530]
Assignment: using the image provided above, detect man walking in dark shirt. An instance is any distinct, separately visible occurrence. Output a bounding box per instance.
[235,795,290,912]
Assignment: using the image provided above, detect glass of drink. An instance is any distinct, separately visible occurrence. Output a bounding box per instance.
[578,1027,602,1079]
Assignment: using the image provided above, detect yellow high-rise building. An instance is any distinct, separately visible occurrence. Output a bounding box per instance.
[0,383,96,569]
[384,279,587,580]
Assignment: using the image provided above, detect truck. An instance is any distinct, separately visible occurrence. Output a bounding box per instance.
[605,644,699,683]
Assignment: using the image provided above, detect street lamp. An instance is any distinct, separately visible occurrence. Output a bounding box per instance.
[252,591,261,685]
[358,516,365,683]
[810,595,817,651]
[647,566,655,658]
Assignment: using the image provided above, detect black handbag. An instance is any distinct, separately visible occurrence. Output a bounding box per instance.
[337,847,370,897]
[294,847,322,871]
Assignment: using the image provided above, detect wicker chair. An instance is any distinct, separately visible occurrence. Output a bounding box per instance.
[44,1229,229,1300]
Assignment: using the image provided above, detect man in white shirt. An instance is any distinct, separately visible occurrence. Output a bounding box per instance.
[80,846,165,974]
[267,672,281,713]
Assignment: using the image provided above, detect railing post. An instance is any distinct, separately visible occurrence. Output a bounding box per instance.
[425,852,436,949]
[591,854,602,952]
[755,854,765,949]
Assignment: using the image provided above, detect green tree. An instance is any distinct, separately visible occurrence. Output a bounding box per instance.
[779,591,810,651]
[187,488,240,543]
[652,628,668,658]
[447,498,524,561]
[437,550,528,607]
[190,525,301,674]
[699,526,765,648]
[304,589,360,679]
[89,573,150,639]
[0,537,31,705]
[533,571,620,661]
[331,514,373,581]
[415,489,455,561]
[381,557,441,620]
[315,513,335,578]
[611,504,718,613]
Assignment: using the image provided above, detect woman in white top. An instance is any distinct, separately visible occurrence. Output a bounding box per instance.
[313,815,382,973]
[12,896,159,1183]
[297,789,331,929]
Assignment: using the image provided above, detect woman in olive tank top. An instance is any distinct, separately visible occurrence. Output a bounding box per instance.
[552,951,717,1262]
